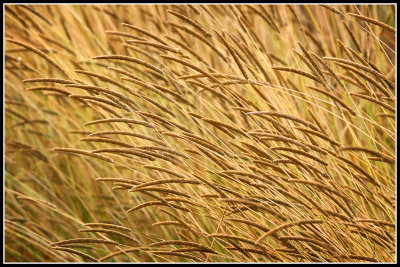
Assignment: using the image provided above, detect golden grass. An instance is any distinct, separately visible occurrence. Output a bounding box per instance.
[5,4,395,263]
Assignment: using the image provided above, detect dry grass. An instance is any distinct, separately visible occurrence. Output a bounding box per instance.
[4,4,395,263]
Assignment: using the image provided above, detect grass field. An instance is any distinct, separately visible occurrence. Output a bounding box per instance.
[4,4,396,262]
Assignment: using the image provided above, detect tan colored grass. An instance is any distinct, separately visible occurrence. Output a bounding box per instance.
[127,201,190,213]
[167,9,211,38]
[320,5,344,16]
[50,238,119,247]
[93,55,163,74]
[27,86,71,95]
[255,219,324,245]
[84,223,132,232]
[134,179,200,189]
[52,147,114,163]
[6,39,69,77]
[167,21,227,62]
[22,77,74,84]
[348,13,395,33]
[149,240,215,253]
[78,228,138,243]
[349,93,395,113]
[92,148,156,161]
[5,4,395,263]
[89,131,166,146]
[121,23,169,46]
[52,247,99,262]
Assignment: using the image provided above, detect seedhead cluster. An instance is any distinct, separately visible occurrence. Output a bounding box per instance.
[5,4,395,262]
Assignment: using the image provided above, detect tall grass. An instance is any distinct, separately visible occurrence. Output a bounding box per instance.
[4,4,395,262]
